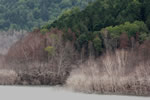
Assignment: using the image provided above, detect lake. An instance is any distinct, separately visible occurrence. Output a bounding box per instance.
[0,86,149,100]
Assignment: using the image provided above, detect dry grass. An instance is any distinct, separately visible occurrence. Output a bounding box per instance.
[66,50,150,96]
[0,69,18,85]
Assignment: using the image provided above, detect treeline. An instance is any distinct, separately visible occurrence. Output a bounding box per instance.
[40,0,150,56]
[0,0,95,31]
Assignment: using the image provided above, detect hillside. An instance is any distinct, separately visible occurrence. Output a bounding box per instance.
[1,0,150,96]
[0,0,95,30]
[48,0,150,30]
[41,0,150,55]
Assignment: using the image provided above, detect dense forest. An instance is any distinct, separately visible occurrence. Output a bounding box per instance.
[0,0,95,30]
[41,0,150,55]
[0,0,150,96]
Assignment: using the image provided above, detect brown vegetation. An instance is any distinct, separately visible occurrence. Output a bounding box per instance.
[5,28,76,62]
[119,33,129,49]
[4,28,79,85]
[6,31,46,62]
[0,30,27,55]
[66,49,150,96]
[1,28,150,97]
[0,55,5,69]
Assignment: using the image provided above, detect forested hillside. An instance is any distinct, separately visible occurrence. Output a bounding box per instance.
[48,0,150,30]
[0,0,95,30]
[1,0,150,96]
[41,0,150,55]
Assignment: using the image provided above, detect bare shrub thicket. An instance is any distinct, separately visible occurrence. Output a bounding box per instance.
[0,30,27,85]
[66,49,150,96]
[0,69,18,85]
[5,28,79,85]
[5,31,45,62]
[15,42,77,85]
[138,40,150,62]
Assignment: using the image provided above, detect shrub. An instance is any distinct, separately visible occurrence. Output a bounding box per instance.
[66,50,150,96]
[0,69,18,85]
[40,28,49,34]
[16,67,66,85]
[44,46,55,56]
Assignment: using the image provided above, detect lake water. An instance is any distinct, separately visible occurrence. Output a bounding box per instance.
[0,86,149,100]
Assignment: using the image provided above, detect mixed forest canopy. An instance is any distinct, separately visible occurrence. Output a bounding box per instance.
[0,0,150,56]
[0,0,95,31]
[41,0,150,55]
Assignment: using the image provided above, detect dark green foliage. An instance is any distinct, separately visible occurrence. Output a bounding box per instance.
[99,21,150,51]
[0,0,95,31]
[49,0,148,31]
[104,21,149,43]
[46,0,150,54]
[93,36,102,55]
[77,34,88,48]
